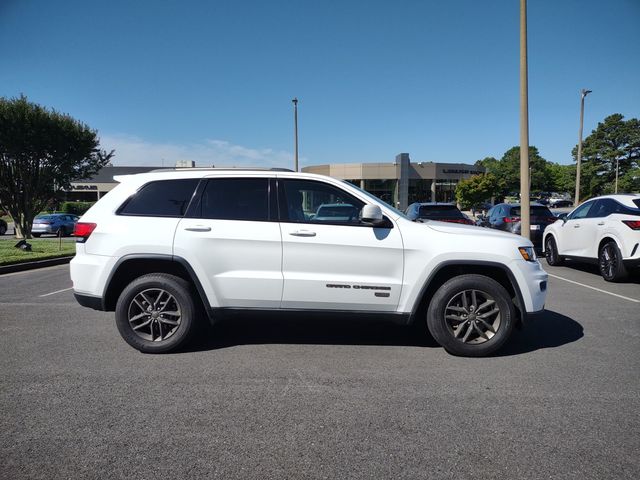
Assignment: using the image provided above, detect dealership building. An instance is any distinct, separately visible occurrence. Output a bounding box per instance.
[65,154,484,210]
[302,153,485,210]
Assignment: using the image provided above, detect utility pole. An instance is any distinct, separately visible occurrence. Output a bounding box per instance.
[575,89,592,206]
[519,0,530,240]
[292,98,299,172]
[615,158,619,193]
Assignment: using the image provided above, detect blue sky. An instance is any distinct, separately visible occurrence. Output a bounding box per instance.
[1,0,639,168]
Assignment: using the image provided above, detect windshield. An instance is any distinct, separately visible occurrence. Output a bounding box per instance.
[342,181,409,219]
[418,205,464,219]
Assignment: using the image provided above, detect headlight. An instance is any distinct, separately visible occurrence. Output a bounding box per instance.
[518,246,537,262]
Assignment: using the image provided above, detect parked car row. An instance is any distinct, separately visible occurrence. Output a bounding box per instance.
[405,195,640,282]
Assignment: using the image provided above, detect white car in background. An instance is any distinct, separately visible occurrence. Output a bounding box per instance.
[543,194,640,281]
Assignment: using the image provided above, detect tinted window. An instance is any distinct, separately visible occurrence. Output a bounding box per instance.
[197,178,269,221]
[119,179,199,217]
[280,179,364,225]
[634,199,640,209]
[510,206,554,217]
[568,201,594,220]
[418,205,465,219]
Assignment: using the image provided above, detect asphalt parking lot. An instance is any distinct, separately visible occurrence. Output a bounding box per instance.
[1,261,639,479]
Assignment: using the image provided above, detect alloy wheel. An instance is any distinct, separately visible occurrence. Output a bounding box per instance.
[127,288,182,342]
[444,289,501,344]
[600,244,617,280]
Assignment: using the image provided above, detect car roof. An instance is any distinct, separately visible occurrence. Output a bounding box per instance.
[586,194,640,209]
[413,202,458,206]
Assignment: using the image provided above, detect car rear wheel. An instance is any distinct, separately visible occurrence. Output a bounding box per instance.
[426,274,516,357]
[115,273,198,353]
[599,241,628,282]
[545,236,564,266]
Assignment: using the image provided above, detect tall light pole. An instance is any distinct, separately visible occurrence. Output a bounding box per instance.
[574,88,592,206]
[292,97,299,172]
[519,0,530,240]
[615,158,619,193]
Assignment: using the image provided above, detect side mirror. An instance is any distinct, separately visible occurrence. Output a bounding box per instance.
[361,204,386,226]
[558,213,568,223]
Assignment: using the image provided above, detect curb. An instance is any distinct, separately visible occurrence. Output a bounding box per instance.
[0,256,74,275]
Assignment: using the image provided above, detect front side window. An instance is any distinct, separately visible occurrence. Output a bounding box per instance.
[568,201,594,220]
[280,179,364,225]
[119,179,200,217]
[198,178,269,221]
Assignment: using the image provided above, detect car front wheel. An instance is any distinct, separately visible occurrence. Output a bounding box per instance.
[545,236,564,266]
[599,241,628,282]
[427,274,516,357]
[115,273,197,353]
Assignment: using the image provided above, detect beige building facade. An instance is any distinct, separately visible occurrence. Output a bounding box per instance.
[302,153,485,210]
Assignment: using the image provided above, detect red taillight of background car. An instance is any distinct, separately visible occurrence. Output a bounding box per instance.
[622,220,640,230]
[73,222,97,242]
[503,216,521,223]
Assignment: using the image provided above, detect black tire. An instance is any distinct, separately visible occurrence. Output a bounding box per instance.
[544,235,564,266]
[599,241,628,282]
[115,273,198,353]
[426,274,516,357]
[32,233,41,238]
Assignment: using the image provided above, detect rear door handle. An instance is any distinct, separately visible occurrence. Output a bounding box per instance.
[289,230,316,237]
[573,224,580,228]
[185,226,211,232]
[597,222,605,226]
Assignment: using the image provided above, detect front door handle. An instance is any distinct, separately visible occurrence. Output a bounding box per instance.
[597,222,605,226]
[573,224,580,228]
[185,226,211,232]
[289,230,316,237]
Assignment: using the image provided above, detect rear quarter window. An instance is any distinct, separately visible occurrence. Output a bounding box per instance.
[118,179,200,217]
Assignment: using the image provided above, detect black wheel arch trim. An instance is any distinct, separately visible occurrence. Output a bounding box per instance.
[408,260,528,325]
[99,253,214,322]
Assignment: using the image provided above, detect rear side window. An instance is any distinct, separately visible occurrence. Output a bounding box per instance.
[119,179,199,217]
[198,178,269,221]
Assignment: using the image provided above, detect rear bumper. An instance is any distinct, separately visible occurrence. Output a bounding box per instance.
[73,292,105,311]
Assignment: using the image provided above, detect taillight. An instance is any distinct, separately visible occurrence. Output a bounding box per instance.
[503,217,521,223]
[73,222,97,242]
[623,220,640,230]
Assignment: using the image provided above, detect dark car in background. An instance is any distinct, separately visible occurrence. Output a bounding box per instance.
[405,202,474,225]
[31,214,78,237]
[0,218,7,236]
[477,203,556,250]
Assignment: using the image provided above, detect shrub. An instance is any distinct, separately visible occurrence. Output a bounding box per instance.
[60,201,95,215]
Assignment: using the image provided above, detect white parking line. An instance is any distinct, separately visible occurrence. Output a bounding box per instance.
[39,287,73,297]
[547,273,640,303]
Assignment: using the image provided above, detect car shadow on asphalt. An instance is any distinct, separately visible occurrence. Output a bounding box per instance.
[183,316,439,352]
[545,259,640,284]
[181,309,583,356]
[496,309,583,357]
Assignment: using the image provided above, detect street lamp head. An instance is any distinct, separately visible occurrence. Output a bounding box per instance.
[292,97,298,105]
[581,89,592,98]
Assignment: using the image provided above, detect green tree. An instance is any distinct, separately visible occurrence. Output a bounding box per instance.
[476,147,554,196]
[547,162,575,194]
[0,95,113,238]
[572,114,640,197]
[455,173,503,210]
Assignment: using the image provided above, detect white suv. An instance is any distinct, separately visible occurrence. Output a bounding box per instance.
[543,194,640,281]
[70,169,548,356]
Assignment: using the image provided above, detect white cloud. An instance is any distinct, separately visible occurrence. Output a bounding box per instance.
[99,134,296,169]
